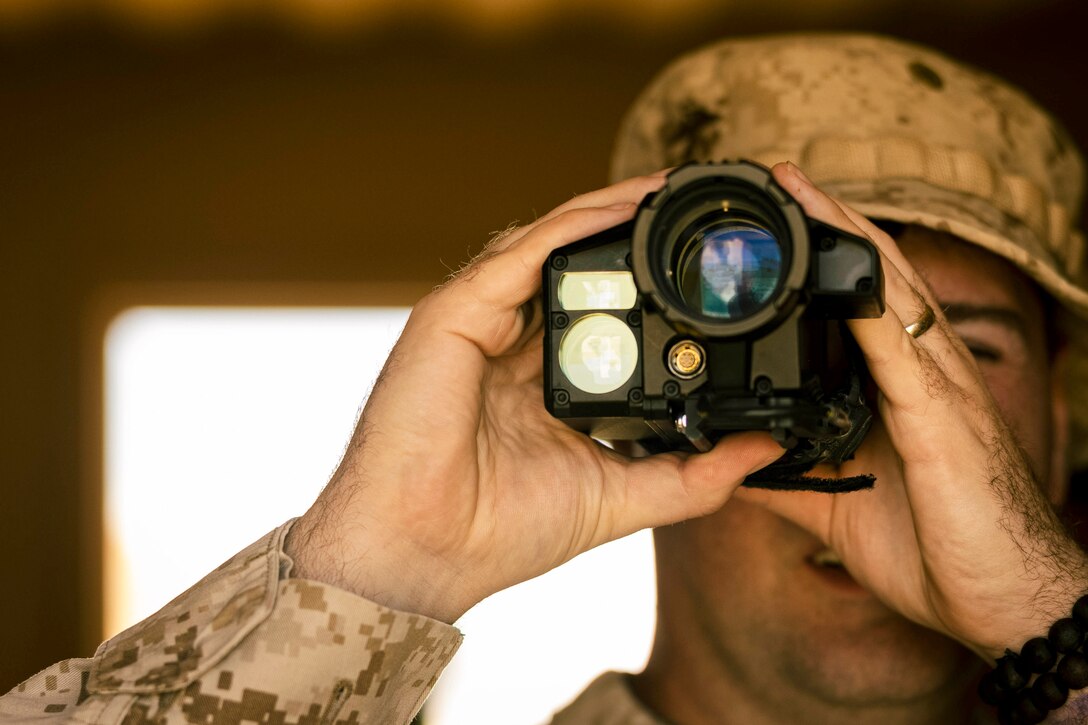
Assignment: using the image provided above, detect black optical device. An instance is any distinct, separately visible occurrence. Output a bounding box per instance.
[542,161,885,490]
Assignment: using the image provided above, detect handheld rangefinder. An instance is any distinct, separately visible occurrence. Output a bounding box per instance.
[542,161,886,489]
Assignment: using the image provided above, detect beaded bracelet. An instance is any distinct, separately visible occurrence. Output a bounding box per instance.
[978,594,1088,724]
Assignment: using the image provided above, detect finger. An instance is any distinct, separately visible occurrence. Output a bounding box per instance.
[529,171,670,233]
[482,172,670,255]
[770,162,1000,514]
[830,196,980,366]
[422,174,668,355]
[803,170,978,360]
[771,163,983,404]
[771,164,924,350]
[824,191,977,359]
[427,204,641,355]
[825,198,946,321]
[605,432,784,538]
[842,232,989,412]
[830,198,920,282]
[774,161,955,342]
[772,162,870,239]
[772,162,929,325]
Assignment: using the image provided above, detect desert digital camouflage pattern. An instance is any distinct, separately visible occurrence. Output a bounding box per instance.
[610,33,1088,465]
[0,528,660,725]
[0,522,461,724]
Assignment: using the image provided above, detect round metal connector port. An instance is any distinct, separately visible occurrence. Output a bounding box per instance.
[667,340,706,379]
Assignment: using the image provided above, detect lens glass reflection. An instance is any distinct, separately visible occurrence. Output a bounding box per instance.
[558,313,638,394]
[558,271,637,311]
[676,221,782,319]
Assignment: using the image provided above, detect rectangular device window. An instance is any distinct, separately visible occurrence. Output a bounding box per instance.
[558,271,638,310]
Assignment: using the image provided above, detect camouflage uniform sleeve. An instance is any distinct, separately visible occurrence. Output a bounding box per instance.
[0,520,463,724]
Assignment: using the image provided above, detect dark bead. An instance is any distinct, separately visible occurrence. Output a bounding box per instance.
[979,670,1006,706]
[1020,637,1057,673]
[1013,691,1048,725]
[1074,594,1088,629]
[1002,707,1028,725]
[1058,652,1088,690]
[1049,618,1084,653]
[995,654,1030,691]
[1030,672,1069,711]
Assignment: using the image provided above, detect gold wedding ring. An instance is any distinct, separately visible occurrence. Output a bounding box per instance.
[904,302,936,339]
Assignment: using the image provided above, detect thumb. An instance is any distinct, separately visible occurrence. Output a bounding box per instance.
[610,432,784,538]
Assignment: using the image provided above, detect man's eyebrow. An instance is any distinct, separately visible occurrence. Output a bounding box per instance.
[940,303,1031,341]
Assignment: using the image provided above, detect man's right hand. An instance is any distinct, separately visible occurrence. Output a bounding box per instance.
[284,173,782,624]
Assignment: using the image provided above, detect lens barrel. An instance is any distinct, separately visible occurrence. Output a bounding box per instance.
[631,163,809,338]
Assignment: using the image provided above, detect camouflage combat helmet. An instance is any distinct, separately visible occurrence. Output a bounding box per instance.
[610,33,1088,467]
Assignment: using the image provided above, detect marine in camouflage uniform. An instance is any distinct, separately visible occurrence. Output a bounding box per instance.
[5,33,1088,724]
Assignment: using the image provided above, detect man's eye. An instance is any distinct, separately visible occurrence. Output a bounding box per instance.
[966,343,1002,362]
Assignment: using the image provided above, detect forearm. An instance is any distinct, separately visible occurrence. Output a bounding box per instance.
[0,522,462,724]
[285,502,478,625]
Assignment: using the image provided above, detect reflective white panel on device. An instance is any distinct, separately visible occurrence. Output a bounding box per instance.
[558,271,638,310]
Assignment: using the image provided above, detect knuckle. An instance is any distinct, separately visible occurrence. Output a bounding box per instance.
[541,207,590,231]
[554,206,590,221]
[912,347,956,402]
[486,221,521,248]
[438,222,525,292]
[410,292,443,320]
[443,247,501,289]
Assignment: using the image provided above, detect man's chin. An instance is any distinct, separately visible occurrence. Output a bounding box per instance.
[654,503,983,715]
[777,604,980,708]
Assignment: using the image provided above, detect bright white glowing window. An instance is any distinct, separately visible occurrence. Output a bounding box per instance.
[105,306,655,725]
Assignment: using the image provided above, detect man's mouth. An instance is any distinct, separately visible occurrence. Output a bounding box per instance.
[805,547,871,595]
[809,548,845,569]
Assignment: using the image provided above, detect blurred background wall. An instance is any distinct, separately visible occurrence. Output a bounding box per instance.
[2,0,1087,696]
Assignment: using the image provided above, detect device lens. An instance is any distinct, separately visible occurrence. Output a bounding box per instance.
[558,314,638,394]
[676,221,782,320]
